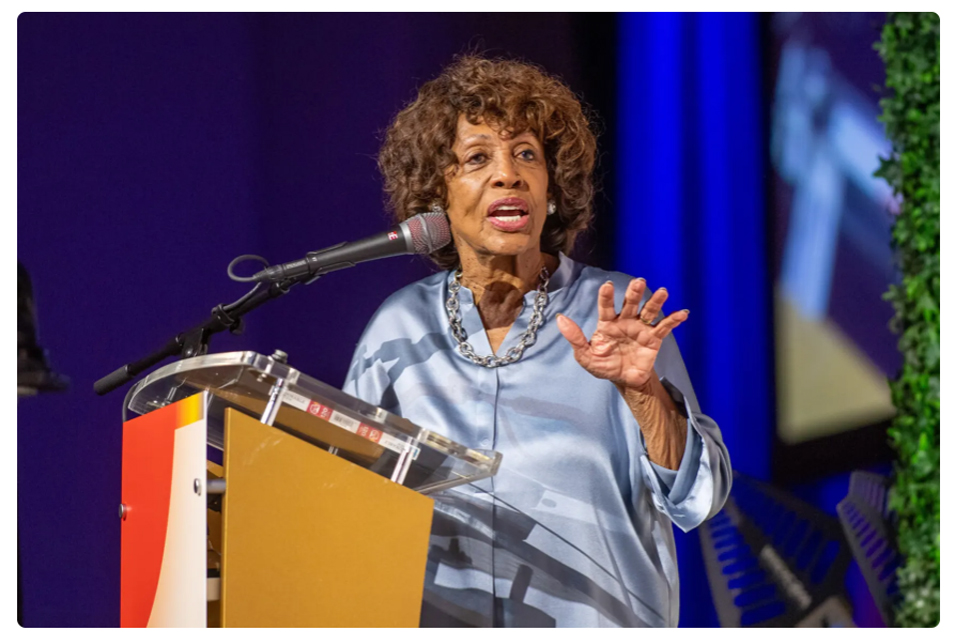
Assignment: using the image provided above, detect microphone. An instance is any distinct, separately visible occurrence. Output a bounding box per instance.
[252,211,451,282]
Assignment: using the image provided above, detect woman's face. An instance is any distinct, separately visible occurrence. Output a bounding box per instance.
[443,114,550,265]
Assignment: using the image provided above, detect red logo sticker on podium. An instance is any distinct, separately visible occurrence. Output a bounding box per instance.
[355,424,383,443]
[307,401,332,420]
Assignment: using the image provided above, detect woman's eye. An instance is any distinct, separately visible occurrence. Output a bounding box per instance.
[518,149,536,161]
[466,153,487,164]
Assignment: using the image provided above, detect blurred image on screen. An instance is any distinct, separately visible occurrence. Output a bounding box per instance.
[769,13,901,444]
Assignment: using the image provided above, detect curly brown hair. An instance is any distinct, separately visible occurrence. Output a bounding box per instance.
[378,55,598,270]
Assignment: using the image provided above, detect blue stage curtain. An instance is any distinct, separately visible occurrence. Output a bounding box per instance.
[617,12,771,626]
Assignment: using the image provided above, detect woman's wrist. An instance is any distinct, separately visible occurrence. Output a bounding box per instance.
[616,376,688,470]
[615,375,661,401]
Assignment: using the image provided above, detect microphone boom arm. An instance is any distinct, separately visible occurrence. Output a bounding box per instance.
[93,274,308,396]
[95,211,451,395]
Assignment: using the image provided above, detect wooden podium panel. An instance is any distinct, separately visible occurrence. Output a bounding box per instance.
[220,409,434,627]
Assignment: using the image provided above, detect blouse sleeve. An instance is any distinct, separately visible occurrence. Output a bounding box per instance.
[629,331,733,533]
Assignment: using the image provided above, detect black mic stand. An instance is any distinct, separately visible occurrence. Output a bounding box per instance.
[94,274,312,396]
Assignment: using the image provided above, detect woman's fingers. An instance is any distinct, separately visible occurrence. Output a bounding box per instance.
[594,280,687,339]
[652,309,690,338]
[556,313,590,354]
[620,278,646,318]
[597,281,617,322]
[640,287,669,324]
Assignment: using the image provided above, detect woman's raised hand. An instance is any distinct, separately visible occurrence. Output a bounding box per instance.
[556,278,689,390]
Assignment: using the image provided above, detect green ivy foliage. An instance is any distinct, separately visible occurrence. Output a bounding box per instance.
[874,11,940,628]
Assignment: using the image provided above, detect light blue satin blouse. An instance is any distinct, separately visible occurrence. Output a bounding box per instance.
[343,253,732,627]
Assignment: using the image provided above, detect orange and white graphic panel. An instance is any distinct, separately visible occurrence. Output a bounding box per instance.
[121,392,207,628]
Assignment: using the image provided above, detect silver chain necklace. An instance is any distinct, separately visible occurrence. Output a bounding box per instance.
[445,266,551,368]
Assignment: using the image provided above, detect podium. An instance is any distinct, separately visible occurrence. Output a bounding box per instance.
[118,351,501,627]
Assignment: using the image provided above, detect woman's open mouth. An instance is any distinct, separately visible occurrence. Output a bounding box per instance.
[487,197,531,232]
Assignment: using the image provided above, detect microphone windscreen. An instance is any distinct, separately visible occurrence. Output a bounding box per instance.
[403,211,452,255]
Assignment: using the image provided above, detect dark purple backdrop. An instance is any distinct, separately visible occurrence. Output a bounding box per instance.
[17,13,617,627]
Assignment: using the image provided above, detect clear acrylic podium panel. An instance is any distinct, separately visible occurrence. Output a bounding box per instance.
[125,351,501,494]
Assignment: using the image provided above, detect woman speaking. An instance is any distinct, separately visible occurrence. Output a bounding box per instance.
[344,56,731,627]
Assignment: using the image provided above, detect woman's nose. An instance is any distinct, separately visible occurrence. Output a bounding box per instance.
[492,154,523,188]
